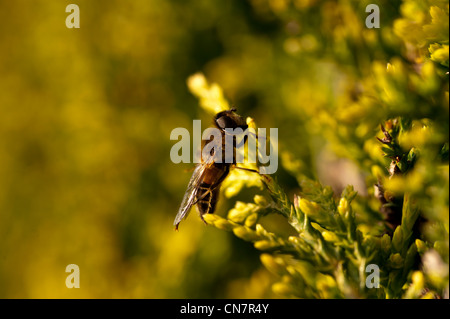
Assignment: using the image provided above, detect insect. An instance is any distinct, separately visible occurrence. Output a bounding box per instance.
[173,108,254,230]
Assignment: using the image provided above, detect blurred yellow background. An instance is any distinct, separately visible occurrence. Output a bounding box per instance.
[0,0,286,298]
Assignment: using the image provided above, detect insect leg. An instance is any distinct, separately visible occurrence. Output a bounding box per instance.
[192,175,225,206]
[233,165,260,174]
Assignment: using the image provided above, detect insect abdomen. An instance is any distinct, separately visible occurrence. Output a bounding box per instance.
[196,183,220,219]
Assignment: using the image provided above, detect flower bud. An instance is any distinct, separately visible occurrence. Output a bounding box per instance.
[245,213,259,228]
[415,239,427,254]
[338,198,349,216]
[299,198,321,218]
[322,231,339,242]
[254,194,268,206]
[260,254,284,275]
[233,226,260,241]
[389,253,404,268]
[381,233,391,254]
[411,271,425,289]
[272,282,294,296]
[254,240,278,250]
[392,226,403,252]
[228,205,251,224]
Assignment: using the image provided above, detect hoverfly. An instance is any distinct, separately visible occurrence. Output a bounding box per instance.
[173,108,256,230]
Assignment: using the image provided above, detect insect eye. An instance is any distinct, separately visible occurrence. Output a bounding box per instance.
[216,116,237,130]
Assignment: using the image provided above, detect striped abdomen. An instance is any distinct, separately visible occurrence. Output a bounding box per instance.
[196,183,221,219]
[196,163,229,220]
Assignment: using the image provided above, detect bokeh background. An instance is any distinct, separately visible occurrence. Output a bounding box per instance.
[0,0,448,298]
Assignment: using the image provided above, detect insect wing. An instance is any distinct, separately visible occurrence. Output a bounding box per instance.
[173,159,213,229]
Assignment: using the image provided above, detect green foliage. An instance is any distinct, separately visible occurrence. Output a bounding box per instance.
[205,174,420,298]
